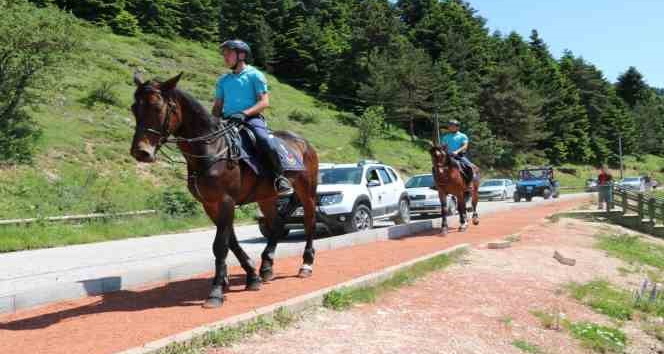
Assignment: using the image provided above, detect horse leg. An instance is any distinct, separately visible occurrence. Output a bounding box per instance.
[228,231,261,291]
[295,174,316,278]
[202,199,234,308]
[438,189,449,235]
[471,181,480,225]
[257,198,280,282]
[457,191,468,232]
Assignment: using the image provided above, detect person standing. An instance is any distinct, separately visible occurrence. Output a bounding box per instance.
[597,165,613,210]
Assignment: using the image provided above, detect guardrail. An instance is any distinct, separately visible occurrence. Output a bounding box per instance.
[0,210,158,226]
[607,186,664,232]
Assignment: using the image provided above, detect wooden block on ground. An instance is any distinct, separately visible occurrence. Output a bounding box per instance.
[553,251,576,266]
[488,241,512,249]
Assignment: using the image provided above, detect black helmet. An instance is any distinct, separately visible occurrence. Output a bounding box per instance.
[447,119,460,127]
[220,39,251,56]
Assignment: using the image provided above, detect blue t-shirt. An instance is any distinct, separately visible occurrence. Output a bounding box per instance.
[214,65,268,117]
[440,132,469,152]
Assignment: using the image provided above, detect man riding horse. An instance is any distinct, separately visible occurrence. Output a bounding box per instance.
[439,119,475,186]
[212,39,293,196]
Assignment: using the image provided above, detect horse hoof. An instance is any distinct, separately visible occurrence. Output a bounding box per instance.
[260,269,274,282]
[298,267,313,278]
[203,296,224,309]
[440,227,448,235]
[472,218,480,225]
[245,275,262,291]
[458,225,468,232]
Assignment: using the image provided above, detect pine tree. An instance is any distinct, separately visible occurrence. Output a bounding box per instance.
[616,66,650,109]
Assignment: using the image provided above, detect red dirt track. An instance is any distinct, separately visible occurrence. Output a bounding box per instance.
[0,198,586,354]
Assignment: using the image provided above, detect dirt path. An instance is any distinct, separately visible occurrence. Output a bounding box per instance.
[217,216,664,354]
[0,198,585,354]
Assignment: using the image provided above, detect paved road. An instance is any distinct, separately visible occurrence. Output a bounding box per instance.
[0,194,588,312]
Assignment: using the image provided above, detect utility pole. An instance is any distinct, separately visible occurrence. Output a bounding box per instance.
[618,135,624,179]
[432,113,440,146]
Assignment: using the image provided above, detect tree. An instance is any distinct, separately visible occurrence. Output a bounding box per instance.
[179,0,218,41]
[356,106,385,155]
[479,65,547,166]
[127,0,182,38]
[616,66,649,109]
[0,0,80,163]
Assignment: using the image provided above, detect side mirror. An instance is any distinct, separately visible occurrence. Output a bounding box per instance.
[367,180,380,187]
[429,185,438,190]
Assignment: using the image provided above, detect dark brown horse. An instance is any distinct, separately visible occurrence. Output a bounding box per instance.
[430,145,480,235]
[129,73,319,308]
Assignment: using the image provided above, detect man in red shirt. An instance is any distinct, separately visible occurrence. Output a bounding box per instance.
[597,166,613,209]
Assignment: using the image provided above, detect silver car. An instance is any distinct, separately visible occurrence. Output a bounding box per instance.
[405,174,457,216]
[617,176,648,192]
[478,179,516,201]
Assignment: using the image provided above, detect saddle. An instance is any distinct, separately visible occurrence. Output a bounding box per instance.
[225,124,305,176]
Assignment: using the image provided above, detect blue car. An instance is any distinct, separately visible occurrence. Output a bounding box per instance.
[514,167,560,202]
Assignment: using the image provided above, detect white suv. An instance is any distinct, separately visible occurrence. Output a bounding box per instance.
[258,160,411,236]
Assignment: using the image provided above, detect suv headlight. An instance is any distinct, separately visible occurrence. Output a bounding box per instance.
[319,193,343,205]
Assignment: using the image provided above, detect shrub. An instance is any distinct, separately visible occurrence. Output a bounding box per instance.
[152,190,200,217]
[288,110,318,124]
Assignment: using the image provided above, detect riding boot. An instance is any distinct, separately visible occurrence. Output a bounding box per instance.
[265,141,294,196]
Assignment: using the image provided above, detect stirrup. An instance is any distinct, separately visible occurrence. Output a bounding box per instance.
[275,176,294,196]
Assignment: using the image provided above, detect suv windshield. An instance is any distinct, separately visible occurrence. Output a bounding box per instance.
[481,180,503,187]
[623,177,640,182]
[406,175,434,188]
[520,170,549,180]
[320,168,362,185]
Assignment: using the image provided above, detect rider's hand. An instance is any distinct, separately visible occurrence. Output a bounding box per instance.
[228,112,247,124]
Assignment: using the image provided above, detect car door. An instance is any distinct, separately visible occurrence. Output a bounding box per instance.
[365,168,388,216]
[377,167,399,213]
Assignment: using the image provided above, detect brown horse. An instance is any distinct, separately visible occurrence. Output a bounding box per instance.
[430,145,480,235]
[129,73,319,308]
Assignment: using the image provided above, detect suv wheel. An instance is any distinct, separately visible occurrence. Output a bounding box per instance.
[543,188,551,199]
[344,204,372,233]
[393,198,410,224]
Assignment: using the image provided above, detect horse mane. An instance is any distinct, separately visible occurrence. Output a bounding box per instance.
[173,89,218,128]
[430,144,452,167]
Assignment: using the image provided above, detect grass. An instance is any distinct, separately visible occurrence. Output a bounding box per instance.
[530,310,561,330]
[567,321,627,353]
[0,214,213,252]
[568,281,634,321]
[595,234,664,271]
[512,340,544,353]
[323,249,464,310]
[156,307,294,354]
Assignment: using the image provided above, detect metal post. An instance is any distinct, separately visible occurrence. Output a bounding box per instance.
[432,113,440,146]
[619,135,624,180]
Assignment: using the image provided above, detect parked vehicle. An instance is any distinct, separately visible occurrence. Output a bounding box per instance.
[478,179,515,201]
[585,178,598,192]
[617,176,648,192]
[257,160,410,237]
[514,167,560,202]
[404,174,457,216]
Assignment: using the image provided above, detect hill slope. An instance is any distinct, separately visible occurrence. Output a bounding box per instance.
[0,24,432,220]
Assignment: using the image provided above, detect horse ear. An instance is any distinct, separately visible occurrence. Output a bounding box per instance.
[133,72,144,86]
[161,72,183,91]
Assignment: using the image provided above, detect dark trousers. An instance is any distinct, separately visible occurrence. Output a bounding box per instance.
[245,116,285,175]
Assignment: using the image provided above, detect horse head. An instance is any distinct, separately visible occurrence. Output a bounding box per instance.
[130,72,183,163]
[429,144,449,168]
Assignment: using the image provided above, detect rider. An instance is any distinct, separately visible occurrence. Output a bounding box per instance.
[439,119,474,184]
[212,39,293,196]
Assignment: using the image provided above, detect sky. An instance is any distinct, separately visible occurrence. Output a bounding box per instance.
[467,0,664,88]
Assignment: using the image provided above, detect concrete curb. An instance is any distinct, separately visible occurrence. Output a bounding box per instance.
[0,218,443,314]
[115,243,469,354]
